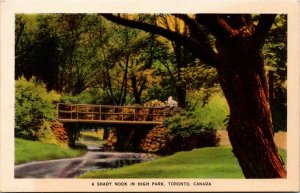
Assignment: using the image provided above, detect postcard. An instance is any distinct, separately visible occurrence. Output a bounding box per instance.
[0,0,299,192]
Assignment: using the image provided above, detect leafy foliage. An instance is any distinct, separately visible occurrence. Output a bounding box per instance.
[162,92,229,152]
[186,91,229,129]
[60,89,106,104]
[15,76,60,139]
[180,63,219,90]
[36,120,59,145]
[164,110,219,152]
[144,85,170,102]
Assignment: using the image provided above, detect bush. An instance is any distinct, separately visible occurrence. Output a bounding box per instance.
[36,120,59,145]
[60,89,106,104]
[15,76,60,140]
[164,111,219,152]
[144,85,171,103]
[186,91,229,130]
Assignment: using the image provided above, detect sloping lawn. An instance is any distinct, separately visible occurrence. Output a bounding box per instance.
[15,138,86,164]
[80,146,286,179]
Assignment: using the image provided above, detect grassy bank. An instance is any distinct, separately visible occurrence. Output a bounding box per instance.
[15,138,86,164]
[80,146,286,179]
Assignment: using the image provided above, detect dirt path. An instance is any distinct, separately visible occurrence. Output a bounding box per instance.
[217,130,286,149]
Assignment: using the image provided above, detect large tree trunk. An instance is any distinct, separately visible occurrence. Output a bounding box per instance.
[217,39,287,178]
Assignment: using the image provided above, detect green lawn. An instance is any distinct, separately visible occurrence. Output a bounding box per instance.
[80,146,286,179]
[15,138,86,164]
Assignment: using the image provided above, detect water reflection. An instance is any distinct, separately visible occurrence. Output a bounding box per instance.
[15,152,158,178]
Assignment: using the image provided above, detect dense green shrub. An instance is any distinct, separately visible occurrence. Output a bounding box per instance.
[60,89,106,105]
[186,91,229,130]
[144,85,172,103]
[164,111,219,152]
[15,76,60,139]
[36,120,59,145]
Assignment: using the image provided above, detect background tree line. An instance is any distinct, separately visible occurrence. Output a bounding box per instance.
[15,13,286,131]
[15,14,220,107]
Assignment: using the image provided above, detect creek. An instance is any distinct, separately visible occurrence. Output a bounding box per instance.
[15,146,158,178]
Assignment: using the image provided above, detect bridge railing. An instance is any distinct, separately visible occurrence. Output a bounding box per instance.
[57,103,166,124]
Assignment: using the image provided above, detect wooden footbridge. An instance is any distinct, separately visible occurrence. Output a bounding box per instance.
[57,103,167,125]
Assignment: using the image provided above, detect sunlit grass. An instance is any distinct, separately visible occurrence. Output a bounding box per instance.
[15,138,86,164]
[80,146,286,179]
[80,146,242,178]
[78,130,105,146]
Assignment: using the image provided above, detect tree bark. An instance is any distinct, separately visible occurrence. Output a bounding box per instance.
[216,39,287,178]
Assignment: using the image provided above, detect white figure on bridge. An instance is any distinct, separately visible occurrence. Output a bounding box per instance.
[167,96,178,107]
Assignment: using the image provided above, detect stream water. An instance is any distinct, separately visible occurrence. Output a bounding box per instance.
[15,150,158,178]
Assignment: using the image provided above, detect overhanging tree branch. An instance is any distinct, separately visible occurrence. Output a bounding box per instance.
[223,14,251,29]
[100,14,219,67]
[196,14,239,40]
[172,14,216,60]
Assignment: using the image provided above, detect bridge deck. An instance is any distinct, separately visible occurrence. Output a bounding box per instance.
[57,103,166,125]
